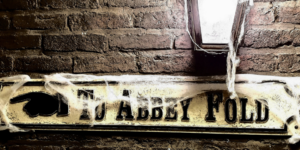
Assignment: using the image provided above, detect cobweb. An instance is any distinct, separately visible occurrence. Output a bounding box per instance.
[1,74,300,144]
[1,0,299,144]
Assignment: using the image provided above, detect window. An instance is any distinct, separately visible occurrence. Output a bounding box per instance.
[190,0,246,51]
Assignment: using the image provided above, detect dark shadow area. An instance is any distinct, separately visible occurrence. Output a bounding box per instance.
[193,51,228,76]
[0,130,291,143]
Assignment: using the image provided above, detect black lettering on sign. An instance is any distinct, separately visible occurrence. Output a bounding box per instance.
[137,97,149,120]
[165,98,178,120]
[240,98,254,123]
[225,99,237,123]
[256,100,269,123]
[95,99,105,120]
[206,92,222,122]
[116,90,134,120]
[57,94,69,117]
[181,98,192,121]
[78,90,94,120]
[10,92,69,117]
[151,97,163,120]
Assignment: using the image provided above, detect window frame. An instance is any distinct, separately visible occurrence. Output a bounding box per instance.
[189,0,247,52]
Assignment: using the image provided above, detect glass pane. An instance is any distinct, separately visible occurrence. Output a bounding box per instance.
[198,0,238,44]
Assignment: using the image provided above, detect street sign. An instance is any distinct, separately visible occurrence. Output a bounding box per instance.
[1,75,293,136]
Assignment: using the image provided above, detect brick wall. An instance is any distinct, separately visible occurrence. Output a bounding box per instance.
[0,0,194,78]
[0,0,300,149]
[239,1,300,75]
[0,1,298,77]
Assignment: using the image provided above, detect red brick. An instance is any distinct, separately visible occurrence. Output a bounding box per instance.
[104,0,167,8]
[72,0,99,8]
[74,53,138,73]
[0,16,10,30]
[14,56,72,72]
[173,0,185,10]
[0,56,12,71]
[247,3,274,25]
[39,0,99,9]
[0,35,41,50]
[13,14,66,30]
[277,1,300,24]
[0,0,37,10]
[109,34,172,50]
[243,29,293,48]
[238,54,277,72]
[88,0,99,9]
[292,30,300,46]
[68,12,132,31]
[40,0,73,8]
[8,145,64,150]
[175,33,192,49]
[135,10,185,29]
[278,54,300,73]
[43,35,108,53]
[138,50,195,73]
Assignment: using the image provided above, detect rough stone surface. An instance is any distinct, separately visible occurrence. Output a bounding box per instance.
[238,54,277,72]
[102,0,168,8]
[175,33,192,49]
[43,35,108,53]
[14,56,72,72]
[247,3,274,25]
[68,12,132,31]
[0,35,41,50]
[39,0,73,9]
[0,16,10,30]
[40,0,99,9]
[74,53,138,73]
[277,1,300,24]
[243,29,294,48]
[0,0,37,10]
[134,10,185,29]
[0,56,12,72]
[13,14,66,29]
[138,50,195,73]
[0,131,295,150]
[278,54,300,73]
[110,34,172,50]
[8,146,64,150]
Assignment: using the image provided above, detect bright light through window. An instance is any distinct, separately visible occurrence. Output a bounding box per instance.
[198,0,238,44]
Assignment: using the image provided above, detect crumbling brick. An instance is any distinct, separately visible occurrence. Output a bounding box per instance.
[74,53,138,73]
[14,56,72,72]
[138,50,195,73]
[104,0,168,8]
[238,54,277,72]
[43,35,108,53]
[247,2,275,25]
[0,35,41,50]
[278,54,300,73]
[13,14,66,30]
[0,0,37,10]
[68,12,132,31]
[109,34,172,50]
[0,56,13,72]
[134,10,185,29]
